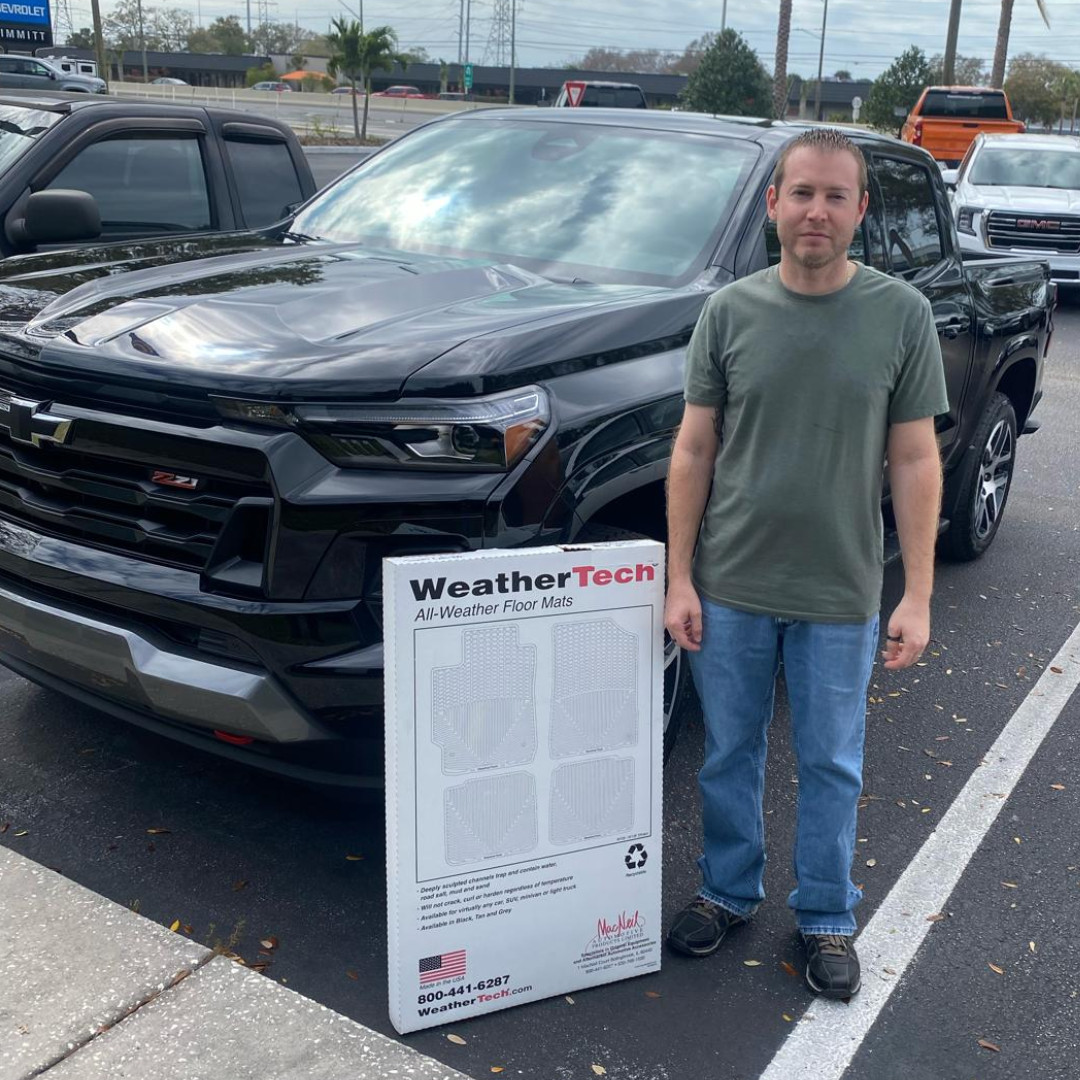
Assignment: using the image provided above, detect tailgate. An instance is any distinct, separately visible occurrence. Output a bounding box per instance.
[923,119,1024,162]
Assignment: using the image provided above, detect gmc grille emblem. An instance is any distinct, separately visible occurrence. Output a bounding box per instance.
[1016,218,1058,230]
[0,391,72,448]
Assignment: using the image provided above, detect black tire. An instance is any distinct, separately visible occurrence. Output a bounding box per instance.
[939,392,1017,561]
[573,523,696,763]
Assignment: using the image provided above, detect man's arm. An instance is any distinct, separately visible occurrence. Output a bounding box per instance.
[664,403,720,651]
[884,416,942,670]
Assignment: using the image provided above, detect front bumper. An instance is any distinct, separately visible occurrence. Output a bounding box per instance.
[957,223,1080,284]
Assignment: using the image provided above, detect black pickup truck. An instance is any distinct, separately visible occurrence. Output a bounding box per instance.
[0,92,315,255]
[0,110,1053,787]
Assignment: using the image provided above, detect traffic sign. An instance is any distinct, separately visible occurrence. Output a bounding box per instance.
[565,81,586,107]
[464,63,474,91]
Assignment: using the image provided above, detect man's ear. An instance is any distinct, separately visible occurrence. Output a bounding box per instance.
[766,183,778,221]
[856,188,870,223]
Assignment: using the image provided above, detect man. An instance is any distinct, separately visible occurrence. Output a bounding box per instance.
[664,128,948,999]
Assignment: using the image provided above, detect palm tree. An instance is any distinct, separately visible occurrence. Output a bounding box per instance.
[773,0,793,119]
[992,0,1050,88]
[327,19,407,141]
[943,0,963,83]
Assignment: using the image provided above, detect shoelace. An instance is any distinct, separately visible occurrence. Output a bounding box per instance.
[690,899,722,918]
[814,934,849,956]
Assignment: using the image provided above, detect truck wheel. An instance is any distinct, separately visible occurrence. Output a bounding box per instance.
[573,524,696,763]
[939,392,1017,561]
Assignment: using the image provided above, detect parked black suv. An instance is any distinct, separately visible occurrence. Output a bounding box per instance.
[0,110,1053,787]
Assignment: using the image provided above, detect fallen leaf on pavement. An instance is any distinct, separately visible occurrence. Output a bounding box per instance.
[346,970,359,980]
[1029,941,1036,954]
[491,1069,504,1074]
[259,937,279,950]
[866,859,877,867]
[743,960,762,967]
[781,961,799,978]
[883,967,897,975]
[1001,882,1018,889]
[926,913,946,922]
[782,1013,793,1022]
[978,1039,1001,1053]
[645,991,660,998]
[565,996,574,1004]
[591,1067,607,1077]
[13,830,27,837]
[447,1034,466,1045]
[345,854,365,861]
[0,823,8,834]
[146,828,171,835]
[1050,667,1063,674]
[232,880,249,891]
[988,963,1004,975]
[1051,784,1065,791]
[169,919,181,932]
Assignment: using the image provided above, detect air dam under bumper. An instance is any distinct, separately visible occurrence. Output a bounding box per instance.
[0,579,324,744]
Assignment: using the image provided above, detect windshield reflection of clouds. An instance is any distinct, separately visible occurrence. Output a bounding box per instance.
[293,122,755,282]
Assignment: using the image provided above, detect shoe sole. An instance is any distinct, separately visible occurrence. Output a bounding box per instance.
[805,965,861,999]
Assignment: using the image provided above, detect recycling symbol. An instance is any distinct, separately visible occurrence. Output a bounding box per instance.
[624,843,648,870]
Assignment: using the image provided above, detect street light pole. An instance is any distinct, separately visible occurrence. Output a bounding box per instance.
[813,0,829,122]
[464,0,471,64]
[89,0,107,87]
[721,0,727,32]
[137,0,148,83]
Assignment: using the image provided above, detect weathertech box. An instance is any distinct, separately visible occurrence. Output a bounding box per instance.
[384,541,664,1033]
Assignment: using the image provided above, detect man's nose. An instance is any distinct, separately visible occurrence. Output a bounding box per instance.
[806,198,829,219]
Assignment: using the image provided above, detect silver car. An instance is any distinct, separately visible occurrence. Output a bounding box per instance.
[944,132,1080,285]
[0,55,106,93]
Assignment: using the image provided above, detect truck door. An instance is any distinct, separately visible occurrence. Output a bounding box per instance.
[870,152,974,457]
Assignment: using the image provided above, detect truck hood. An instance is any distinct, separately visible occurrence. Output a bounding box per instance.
[959,184,1080,213]
[0,236,687,400]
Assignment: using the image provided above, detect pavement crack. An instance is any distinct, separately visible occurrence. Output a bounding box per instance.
[26,950,217,1077]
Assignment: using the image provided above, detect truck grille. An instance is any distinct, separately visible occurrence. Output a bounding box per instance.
[985,211,1080,253]
[0,429,271,570]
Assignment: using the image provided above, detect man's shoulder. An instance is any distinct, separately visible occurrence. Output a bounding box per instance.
[855,265,931,314]
[702,268,776,315]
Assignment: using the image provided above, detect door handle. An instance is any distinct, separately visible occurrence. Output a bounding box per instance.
[935,316,971,339]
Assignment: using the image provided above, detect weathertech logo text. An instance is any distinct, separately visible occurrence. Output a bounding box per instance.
[409,564,655,601]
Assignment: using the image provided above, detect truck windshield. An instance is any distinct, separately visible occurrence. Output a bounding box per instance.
[0,104,60,173]
[291,119,759,284]
[969,147,1080,188]
[922,91,1009,119]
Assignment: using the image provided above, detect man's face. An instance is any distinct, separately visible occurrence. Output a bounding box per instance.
[767,147,869,270]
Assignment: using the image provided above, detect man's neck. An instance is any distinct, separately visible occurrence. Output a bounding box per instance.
[777,255,855,296]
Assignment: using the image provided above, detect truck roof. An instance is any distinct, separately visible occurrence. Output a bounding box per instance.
[977,131,1080,149]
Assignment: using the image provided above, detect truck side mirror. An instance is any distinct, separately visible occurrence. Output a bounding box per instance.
[19,189,102,244]
[940,168,959,190]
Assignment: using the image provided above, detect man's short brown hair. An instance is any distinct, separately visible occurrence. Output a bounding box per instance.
[772,129,868,198]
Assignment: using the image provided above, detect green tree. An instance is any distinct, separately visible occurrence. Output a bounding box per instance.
[680,28,770,116]
[153,7,193,51]
[772,0,793,119]
[864,46,932,131]
[1004,52,1070,127]
[66,26,95,48]
[834,69,853,80]
[245,62,276,87]
[207,15,249,55]
[290,53,307,71]
[250,19,312,55]
[327,19,407,141]
[104,0,163,52]
[929,53,986,85]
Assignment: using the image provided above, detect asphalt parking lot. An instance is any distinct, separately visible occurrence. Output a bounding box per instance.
[0,295,1077,1079]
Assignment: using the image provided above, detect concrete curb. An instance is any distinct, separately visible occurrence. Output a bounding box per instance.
[0,847,469,1080]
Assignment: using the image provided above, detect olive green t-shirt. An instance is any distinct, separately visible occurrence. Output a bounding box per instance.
[684,263,949,623]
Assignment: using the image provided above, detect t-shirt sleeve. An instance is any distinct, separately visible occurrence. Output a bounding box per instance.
[888,295,950,424]
[683,293,728,409]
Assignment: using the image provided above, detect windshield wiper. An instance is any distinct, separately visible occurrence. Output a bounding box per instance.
[281,230,327,244]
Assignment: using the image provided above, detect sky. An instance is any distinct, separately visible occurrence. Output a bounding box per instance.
[59,0,1080,78]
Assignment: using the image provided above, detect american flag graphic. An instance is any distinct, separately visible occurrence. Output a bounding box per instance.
[419,949,467,985]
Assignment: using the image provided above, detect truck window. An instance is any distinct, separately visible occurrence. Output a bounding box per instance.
[224,137,306,228]
[921,90,1008,120]
[873,156,944,276]
[45,134,212,234]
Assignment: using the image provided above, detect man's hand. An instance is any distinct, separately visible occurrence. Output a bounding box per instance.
[665,578,703,651]
[882,595,931,670]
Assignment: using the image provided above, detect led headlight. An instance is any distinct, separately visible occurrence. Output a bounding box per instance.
[215,387,550,471]
[956,206,979,235]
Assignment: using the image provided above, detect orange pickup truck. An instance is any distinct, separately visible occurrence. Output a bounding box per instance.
[901,86,1025,166]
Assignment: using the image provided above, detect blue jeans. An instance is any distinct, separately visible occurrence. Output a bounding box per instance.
[688,598,880,936]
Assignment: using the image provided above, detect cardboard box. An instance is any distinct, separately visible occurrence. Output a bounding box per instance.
[385,541,664,1033]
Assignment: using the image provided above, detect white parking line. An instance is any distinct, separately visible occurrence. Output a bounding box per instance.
[759,618,1080,1080]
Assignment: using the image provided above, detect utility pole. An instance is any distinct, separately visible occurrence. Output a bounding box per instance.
[246,0,251,37]
[813,0,829,122]
[464,0,471,64]
[508,0,516,104]
[721,0,727,32]
[137,0,148,83]
[458,0,464,64]
[90,0,107,86]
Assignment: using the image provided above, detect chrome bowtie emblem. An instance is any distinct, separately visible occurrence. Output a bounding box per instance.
[0,391,73,448]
